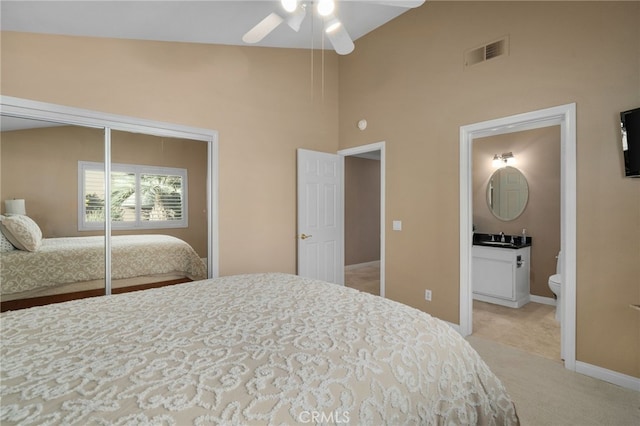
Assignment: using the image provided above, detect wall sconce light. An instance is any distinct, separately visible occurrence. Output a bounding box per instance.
[492,152,516,168]
[4,199,26,216]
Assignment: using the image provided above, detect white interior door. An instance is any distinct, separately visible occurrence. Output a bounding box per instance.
[297,149,344,285]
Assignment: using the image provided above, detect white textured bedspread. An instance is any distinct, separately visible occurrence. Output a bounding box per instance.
[0,273,519,425]
[0,234,207,295]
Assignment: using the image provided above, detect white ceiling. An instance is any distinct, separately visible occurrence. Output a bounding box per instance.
[0,1,419,51]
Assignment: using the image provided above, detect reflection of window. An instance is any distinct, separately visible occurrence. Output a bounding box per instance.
[79,161,188,230]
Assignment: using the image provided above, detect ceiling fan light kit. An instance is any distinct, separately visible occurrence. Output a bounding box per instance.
[281,0,298,13]
[286,6,307,32]
[316,0,335,17]
[243,0,425,55]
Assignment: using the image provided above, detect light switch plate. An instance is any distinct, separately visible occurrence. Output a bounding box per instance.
[392,220,402,231]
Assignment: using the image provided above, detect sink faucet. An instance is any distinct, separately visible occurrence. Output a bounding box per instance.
[500,232,505,243]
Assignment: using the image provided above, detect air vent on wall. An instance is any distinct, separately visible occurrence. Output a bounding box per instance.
[464,36,509,68]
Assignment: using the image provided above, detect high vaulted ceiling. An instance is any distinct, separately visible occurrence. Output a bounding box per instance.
[1,1,422,131]
[1,1,420,52]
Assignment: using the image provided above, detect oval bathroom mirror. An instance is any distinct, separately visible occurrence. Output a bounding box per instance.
[486,166,529,221]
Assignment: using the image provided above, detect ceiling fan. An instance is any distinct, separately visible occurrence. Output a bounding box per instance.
[242,0,425,55]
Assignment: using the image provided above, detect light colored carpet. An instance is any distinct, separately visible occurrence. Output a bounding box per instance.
[467,335,640,426]
[348,266,561,361]
[473,300,561,361]
[345,261,380,296]
[347,264,561,362]
[346,263,639,424]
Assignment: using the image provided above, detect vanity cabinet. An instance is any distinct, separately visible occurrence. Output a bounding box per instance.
[472,245,530,308]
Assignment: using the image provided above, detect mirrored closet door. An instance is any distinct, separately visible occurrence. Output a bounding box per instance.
[0,96,218,311]
[1,117,107,306]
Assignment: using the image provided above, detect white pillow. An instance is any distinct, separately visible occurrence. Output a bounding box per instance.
[0,226,16,252]
[0,215,42,252]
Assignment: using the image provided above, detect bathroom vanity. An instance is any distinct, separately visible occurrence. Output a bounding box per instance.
[472,236,531,308]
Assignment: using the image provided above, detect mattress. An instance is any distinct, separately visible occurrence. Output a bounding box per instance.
[0,234,207,296]
[0,273,519,424]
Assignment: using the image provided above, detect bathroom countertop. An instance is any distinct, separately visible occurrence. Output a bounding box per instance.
[472,233,531,249]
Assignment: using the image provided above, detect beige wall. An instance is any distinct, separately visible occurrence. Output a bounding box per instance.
[345,156,380,265]
[112,130,209,258]
[338,2,639,378]
[0,125,104,235]
[473,126,561,298]
[1,31,340,276]
[0,126,209,256]
[1,1,638,379]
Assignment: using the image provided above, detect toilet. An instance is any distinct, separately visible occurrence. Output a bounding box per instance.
[548,251,562,322]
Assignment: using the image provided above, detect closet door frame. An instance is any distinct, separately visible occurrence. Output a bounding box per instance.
[1,95,219,291]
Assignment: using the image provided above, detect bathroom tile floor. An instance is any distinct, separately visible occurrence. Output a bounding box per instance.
[346,263,561,362]
[473,300,561,362]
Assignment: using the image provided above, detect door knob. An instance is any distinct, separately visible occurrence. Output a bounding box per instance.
[300,233,312,240]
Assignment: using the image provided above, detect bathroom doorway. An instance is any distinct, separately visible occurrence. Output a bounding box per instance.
[459,103,577,370]
[339,142,385,297]
[471,126,562,361]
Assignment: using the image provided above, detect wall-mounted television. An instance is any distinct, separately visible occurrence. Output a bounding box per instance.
[620,107,640,178]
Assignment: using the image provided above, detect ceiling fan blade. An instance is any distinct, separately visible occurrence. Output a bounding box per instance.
[370,0,426,7]
[242,12,284,44]
[325,19,354,55]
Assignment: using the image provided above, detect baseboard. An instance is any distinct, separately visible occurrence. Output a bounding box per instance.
[529,294,556,306]
[345,260,380,270]
[575,360,640,392]
[473,293,529,308]
[444,321,462,334]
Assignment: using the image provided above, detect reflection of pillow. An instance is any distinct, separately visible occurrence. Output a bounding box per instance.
[0,215,42,252]
[0,218,16,252]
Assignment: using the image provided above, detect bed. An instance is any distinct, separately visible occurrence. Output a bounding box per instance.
[0,234,207,310]
[0,273,519,424]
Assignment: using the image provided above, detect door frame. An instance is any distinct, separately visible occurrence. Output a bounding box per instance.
[338,142,386,297]
[459,103,577,370]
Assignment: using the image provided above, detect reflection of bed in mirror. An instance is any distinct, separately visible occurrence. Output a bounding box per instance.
[1,111,213,312]
[1,233,207,312]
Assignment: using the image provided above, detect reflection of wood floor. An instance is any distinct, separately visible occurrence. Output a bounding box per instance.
[345,262,561,362]
[0,278,192,312]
